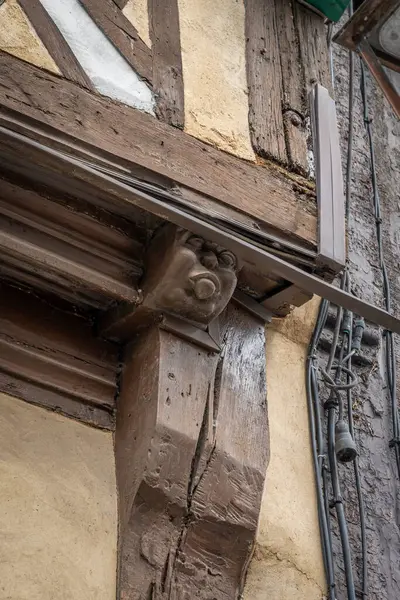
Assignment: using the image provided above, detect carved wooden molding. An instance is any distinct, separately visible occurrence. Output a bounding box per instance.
[0,283,119,430]
[101,224,238,343]
[116,304,269,598]
[0,175,143,309]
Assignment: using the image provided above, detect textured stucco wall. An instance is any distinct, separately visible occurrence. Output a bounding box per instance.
[0,393,117,600]
[323,37,400,600]
[178,0,255,160]
[244,298,326,600]
[0,0,60,73]
[123,0,151,48]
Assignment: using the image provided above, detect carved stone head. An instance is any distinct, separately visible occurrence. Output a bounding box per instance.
[143,225,238,326]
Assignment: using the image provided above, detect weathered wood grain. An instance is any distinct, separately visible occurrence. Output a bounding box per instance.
[0,52,317,246]
[0,176,143,308]
[245,0,287,163]
[149,0,184,128]
[173,305,269,598]
[17,0,93,89]
[78,0,153,84]
[294,2,332,95]
[111,0,128,9]
[116,305,268,598]
[275,0,309,174]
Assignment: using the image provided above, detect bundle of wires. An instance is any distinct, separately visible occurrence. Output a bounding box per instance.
[306,6,369,597]
[308,5,400,598]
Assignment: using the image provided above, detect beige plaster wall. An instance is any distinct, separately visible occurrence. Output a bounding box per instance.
[123,0,151,48]
[178,0,255,161]
[244,297,326,600]
[0,393,117,600]
[0,0,60,73]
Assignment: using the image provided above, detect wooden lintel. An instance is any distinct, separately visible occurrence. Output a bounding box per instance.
[0,175,143,308]
[0,282,119,430]
[0,51,317,248]
[260,283,313,317]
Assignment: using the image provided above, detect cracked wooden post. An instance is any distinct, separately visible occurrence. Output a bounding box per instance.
[115,225,269,599]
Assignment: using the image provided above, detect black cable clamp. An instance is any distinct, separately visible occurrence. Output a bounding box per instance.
[324,398,338,410]
[352,317,365,352]
[342,309,352,336]
[330,496,344,508]
[389,438,400,448]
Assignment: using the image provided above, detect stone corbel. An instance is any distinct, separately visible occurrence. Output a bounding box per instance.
[101,224,238,351]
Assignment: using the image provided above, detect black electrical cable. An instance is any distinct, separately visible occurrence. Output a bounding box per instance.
[323,291,357,600]
[345,283,368,598]
[307,8,369,594]
[306,298,336,600]
[360,60,400,479]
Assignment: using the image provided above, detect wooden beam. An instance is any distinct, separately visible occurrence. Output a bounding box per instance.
[294,2,332,95]
[148,0,184,127]
[0,282,118,430]
[0,176,143,308]
[78,0,153,84]
[245,0,287,163]
[111,0,129,8]
[17,0,93,89]
[275,0,309,175]
[116,304,268,597]
[0,51,317,247]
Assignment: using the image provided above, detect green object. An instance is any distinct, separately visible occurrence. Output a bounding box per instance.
[297,0,350,22]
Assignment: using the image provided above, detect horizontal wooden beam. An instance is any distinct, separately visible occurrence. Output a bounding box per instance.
[12,140,396,335]
[0,176,143,308]
[0,51,317,247]
[0,282,119,429]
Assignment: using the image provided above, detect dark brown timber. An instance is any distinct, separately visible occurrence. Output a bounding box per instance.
[17,0,93,89]
[149,0,184,127]
[5,136,396,334]
[0,52,317,246]
[111,0,129,9]
[0,283,119,430]
[294,2,332,95]
[116,304,269,598]
[78,0,153,84]
[0,175,143,308]
[275,0,309,174]
[245,0,287,162]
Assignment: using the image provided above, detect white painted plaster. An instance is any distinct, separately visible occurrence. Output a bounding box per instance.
[39,0,154,113]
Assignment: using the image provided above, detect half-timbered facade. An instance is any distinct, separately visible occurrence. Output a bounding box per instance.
[2,1,396,599]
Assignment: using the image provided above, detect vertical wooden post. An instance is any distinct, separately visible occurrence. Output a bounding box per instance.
[116,305,269,598]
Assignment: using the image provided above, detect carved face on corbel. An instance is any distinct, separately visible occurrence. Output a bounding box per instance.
[143,226,238,326]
